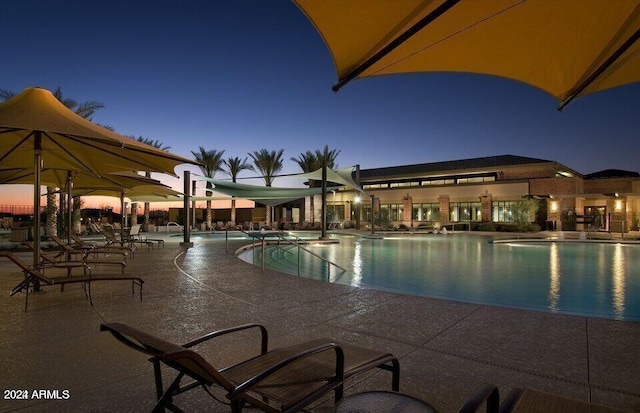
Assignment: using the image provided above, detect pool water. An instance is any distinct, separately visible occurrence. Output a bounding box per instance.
[237,234,640,321]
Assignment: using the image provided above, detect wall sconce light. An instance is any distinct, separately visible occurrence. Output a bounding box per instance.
[615,200,623,211]
[550,201,558,212]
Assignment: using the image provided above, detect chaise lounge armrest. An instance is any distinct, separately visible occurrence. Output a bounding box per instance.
[225,342,345,398]
[182,323,268,354]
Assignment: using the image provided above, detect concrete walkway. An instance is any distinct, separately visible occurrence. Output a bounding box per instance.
[0,234,638,412]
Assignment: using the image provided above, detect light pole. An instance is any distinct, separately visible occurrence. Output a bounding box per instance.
[370,194,375,235]
[354,195,361,230]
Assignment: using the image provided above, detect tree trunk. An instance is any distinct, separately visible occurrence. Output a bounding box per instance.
[72,196,82,234]
[206,200,212,230]
[231,198,236,225]
[143,202,150,231]
[45,187,57,237]
[131,203,138,227]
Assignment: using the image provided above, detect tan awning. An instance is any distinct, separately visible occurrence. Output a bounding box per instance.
[294,0,640,109]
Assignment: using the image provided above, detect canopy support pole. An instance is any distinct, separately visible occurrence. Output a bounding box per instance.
[332,0,460,92]
[191,181,197,230]
[66,172,73,245]
[558,26,640,111]
[181,170,193,248]
[32,132,42,290]
[320,147,328,239]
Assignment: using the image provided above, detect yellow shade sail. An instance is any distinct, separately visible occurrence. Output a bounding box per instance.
[294,0,640,109]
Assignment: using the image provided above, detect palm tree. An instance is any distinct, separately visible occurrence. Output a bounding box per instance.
[191,147,225,230]
[0,87,106,236]
[223,156,252,225]
[248,149,284,225]
[135,137,171,231]
[291,151,321,224]
[291,146,341,224]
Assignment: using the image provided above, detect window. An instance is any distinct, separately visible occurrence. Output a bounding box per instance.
[492,201,519,222]
[412,203,440,221]
[380,203,404,221]
[450,202,481,222]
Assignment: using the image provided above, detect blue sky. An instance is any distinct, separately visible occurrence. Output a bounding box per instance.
[1,0,639,207]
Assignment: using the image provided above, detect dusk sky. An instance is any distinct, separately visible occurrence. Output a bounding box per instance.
[1,1,639,209]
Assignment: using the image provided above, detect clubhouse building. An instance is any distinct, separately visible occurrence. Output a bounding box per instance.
[327,154,640,232]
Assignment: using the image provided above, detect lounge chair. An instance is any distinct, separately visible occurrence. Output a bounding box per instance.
[126,225,160,250]
[1,252,143,311]
[48,236,128,274]
[99,224,137,256]
[100,322,400,412]
[459,384,627,412]
[70,233,132,258]
[22,240,127,276]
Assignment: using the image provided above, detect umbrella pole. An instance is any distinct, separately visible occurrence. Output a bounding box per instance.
[33,133,42,291]
[67,172,73,246]
[320,147,327,240]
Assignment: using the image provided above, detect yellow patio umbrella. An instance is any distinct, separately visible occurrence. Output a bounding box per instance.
[72,184,183,229]
[294,0,640,110]
[0,87,196,267]
[0,169,159,188]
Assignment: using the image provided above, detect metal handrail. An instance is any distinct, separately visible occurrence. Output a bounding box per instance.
[236,228,345,281]
[165,222,184,233]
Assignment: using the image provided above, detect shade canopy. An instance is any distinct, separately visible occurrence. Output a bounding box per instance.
[0,169,159,189]
[199,165,364,206]
[202,178,325,204]
[0,87,197,268]
[0,88,195,174]
[72,183,181,199]
[297,166,364,193]
[294,0,640,109]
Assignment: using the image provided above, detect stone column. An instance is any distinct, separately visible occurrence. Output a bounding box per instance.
[438,195,450,224]
[402,194,412,227]
[480,192,492,222]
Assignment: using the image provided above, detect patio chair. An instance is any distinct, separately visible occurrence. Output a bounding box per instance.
[128,224,165,248]
[99,224,137,256]
[48,236,128,274]
[100,322,400,413]
[125,225,155,250]
[1,252,143,311]
[22,240,127,275]
[70,233,133,257]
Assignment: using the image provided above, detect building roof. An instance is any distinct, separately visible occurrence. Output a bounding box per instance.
[358,154,557,180]
[584,169,640,179]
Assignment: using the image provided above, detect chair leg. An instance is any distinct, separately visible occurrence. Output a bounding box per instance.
[152,372,184,413]
[230,399,244,413]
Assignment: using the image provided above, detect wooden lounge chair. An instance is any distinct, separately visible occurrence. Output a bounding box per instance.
[100,322,400,413]
[1,252,143,311]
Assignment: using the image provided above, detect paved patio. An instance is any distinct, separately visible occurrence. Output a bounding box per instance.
[0,233,638,412]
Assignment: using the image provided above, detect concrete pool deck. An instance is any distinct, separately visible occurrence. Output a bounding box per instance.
[0,232,639,412]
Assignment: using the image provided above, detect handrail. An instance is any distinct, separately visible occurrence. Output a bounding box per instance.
[165,222,184,233]
[236,228,346,281]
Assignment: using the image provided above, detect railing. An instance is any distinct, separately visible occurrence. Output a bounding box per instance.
[236,228,345,282]
[165,222,184,233]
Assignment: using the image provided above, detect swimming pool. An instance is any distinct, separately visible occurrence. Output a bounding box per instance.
[237,233,640,321]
